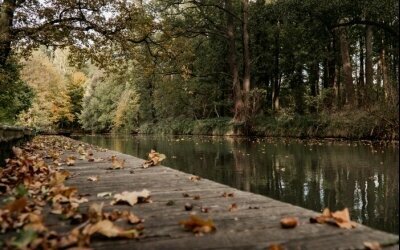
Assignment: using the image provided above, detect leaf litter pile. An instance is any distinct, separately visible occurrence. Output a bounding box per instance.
[0,136,145,249]
[0,135,365,249]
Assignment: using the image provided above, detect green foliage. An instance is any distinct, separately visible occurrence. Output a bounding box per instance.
[0,60,34,124]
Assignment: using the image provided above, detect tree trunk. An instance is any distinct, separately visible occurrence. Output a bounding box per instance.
[241,0,251,122]
[309,61,319,113]
[338,27,355,106]
[0,0,16,67]
[380,46,389,102]
[225,0,242,122]
[272,23,280,112]
[365,25,373,104]
[358,34,365,106]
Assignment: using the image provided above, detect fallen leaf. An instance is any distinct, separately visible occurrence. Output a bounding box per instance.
[189,175,201,181]
[228,203,238,212]
[97,192,112,198]
[87,176,99,182]
[142,150,166,168]
[111,189,151,206]
[363,241,381,250]
[88,203,104,223]
[66,156,76,166]
[86,220,140,238]
[184,203,193,211]
[4,197,28,213]
[268,243,284,250]
[200,207,209,213]
[12,147,23,158]
[280,217,298,229]
[310,207,356,229]
[166,200,175,206]
[222,192,234,198]
[111,158,125,169]
[193,195,200,200]
[179,215,216,234]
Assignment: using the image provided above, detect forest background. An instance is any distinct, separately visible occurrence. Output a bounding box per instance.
[0,0,398,139]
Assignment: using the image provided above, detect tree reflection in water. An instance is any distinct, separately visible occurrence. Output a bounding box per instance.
[77,135,399,234]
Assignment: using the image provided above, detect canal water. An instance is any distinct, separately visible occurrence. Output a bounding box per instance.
[75,135,399,234]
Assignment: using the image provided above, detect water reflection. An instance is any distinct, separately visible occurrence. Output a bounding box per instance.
[76,135,399,234]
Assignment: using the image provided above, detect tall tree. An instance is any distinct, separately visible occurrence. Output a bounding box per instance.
[338,27,355,106]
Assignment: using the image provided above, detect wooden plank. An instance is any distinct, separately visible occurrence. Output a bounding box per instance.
[3,136,397,249]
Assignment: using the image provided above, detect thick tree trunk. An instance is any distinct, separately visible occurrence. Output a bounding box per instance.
[338,27,355,106]
[225,0,242,122]
[241,0,251,122]
[309,61,319,113]
[365,25,374,104]
[0,0,16,67]
[272,23,280,112]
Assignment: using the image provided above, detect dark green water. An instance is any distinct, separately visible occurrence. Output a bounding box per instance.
[76,135,399,234]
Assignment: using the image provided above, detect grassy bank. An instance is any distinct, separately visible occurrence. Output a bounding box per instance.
[137,110,399,140]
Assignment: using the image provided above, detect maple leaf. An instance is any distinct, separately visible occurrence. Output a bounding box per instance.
[310,207,356,229]
[49,170,71,186]
[179,215,216,234]
[110,189,151,206]
[142,150,166,168]
[111,158,125,169]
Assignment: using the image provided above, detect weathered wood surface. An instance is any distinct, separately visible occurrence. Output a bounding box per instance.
[45,139,398,250]
[4,137,396,250]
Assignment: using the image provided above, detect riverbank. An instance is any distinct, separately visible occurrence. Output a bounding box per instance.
[137,110,399,140]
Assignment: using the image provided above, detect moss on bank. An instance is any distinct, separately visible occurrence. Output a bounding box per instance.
[137,110,398,140]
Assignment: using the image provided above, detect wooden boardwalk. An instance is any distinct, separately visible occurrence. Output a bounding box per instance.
[2,136,398,249]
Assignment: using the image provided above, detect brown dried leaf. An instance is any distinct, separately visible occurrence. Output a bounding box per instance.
[12,147,23,158]
[66,156,76,166]
[184,203,193,211]
[142,150,166,168]
[228,203,238,212]
[4,197,28,213]
[49,170,71,186]
[87,176,99,182]
[268,243,285,250]
[363,241,381,250]
[111,158,125,169]
[86,220,140,238]
[111,189,151,206]
[179,215,216,234]
[310,207,356,229]
[88,203,104,223]
[189,175,201,181]
[280,217,298,229]
[222,192,234,198]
